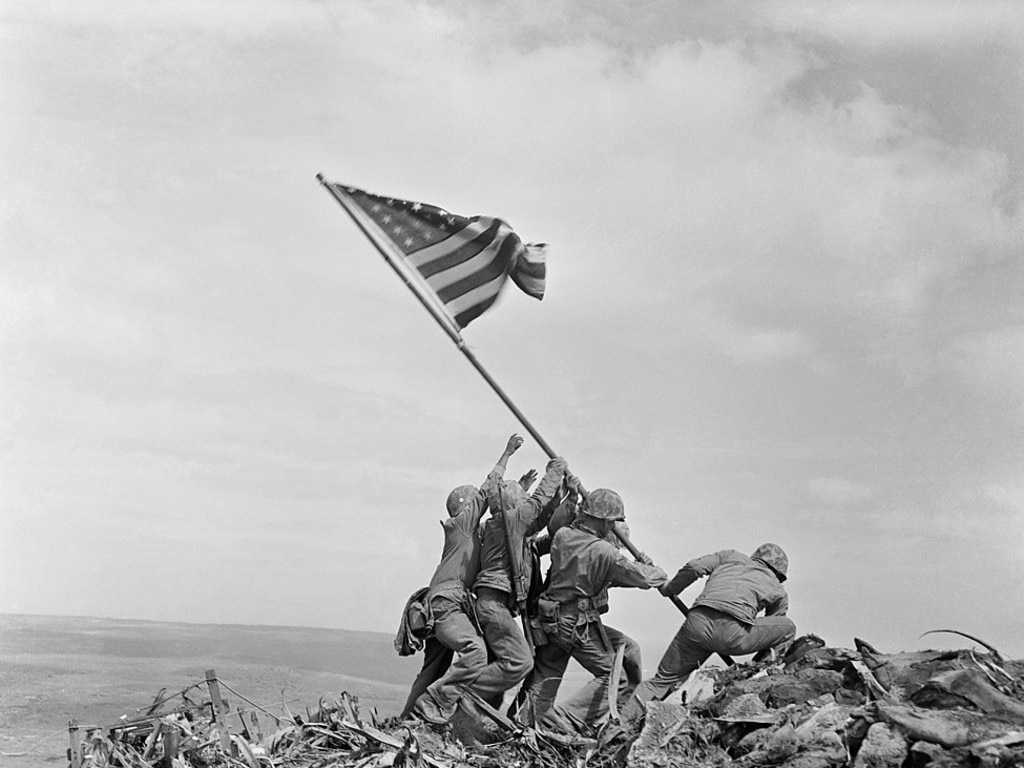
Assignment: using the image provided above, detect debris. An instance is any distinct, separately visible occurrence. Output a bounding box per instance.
[875,703,973,748]
[920,629,1004,661]
[852,722,908,768]
[915,668,1024,723]
[67,638,1024,768]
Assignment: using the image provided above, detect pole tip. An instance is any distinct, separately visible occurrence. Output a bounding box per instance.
[315,173,326,184]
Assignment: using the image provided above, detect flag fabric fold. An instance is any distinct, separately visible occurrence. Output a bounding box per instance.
[325,182,546,329]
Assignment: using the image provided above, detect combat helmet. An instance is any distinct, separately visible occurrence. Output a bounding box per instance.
[751,543,789,581]
[582,488,625,521]
[487,479,528,512]
[446,485,478,516]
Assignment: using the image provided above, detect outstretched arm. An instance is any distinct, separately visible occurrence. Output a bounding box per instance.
[483,434,523,488]
[494,433,523,475]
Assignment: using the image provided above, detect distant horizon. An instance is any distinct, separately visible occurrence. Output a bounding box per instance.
[0,610,396,636]
[4,610,1019,662]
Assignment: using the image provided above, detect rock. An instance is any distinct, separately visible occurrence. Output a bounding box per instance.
[762,724,801,763]
[679,668,717,705]
[630,699,688,752]
[853,723,909,768]
[627,700,727,768]
[809,729,848,762]
[783,634,828,666]
[876,703,972,748]
[780,755,836,768]
[917,669,1024,724]
[909,740,958,767]
[767,669,846,707]
[794,702,852,739]
[735,726,772,755]
[715,693,780,725]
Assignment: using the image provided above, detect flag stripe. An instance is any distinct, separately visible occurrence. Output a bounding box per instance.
[448,279,507,327]
[405,217,496,267]
[415,219,504,278]
[434,234,521,304]
[422,235,508,294]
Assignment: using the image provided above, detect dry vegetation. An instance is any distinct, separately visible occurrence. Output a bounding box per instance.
[2,618,1024,768]
[11,618,1022,768]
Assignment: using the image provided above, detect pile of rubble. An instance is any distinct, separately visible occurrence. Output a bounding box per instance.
[71,634,1024,768]
[627,633,1024,768]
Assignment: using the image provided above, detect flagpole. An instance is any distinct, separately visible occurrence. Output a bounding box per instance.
[317,174,558,459]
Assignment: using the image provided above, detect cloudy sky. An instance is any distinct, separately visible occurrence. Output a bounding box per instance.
[2,0,1022,666]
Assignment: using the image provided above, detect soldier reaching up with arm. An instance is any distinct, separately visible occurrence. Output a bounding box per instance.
[467,455,569,707]
[406,434,524,724]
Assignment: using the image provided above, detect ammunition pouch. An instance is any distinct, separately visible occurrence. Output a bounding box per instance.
[527,615,549,647]
[536,597,560,635]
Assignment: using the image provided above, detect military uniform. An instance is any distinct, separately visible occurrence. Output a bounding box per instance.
[522,524,666,731]
[621,548,796,723]
[405,471,503,721]
[468,458,567,703]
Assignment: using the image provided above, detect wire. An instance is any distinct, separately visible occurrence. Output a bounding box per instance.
[214,678,292,725]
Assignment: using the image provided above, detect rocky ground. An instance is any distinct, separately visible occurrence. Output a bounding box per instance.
[69,634,1024,767]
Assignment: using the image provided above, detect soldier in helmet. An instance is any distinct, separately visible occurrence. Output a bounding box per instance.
[519,487,667,732]
[466,454,569,707]
[620,543,796,724]
[404,434,525,724]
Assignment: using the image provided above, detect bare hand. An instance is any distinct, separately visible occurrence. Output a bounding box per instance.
[519,468,538,490]
[546,456,568,473]
[637,551,654,566]
[505,434,524,455]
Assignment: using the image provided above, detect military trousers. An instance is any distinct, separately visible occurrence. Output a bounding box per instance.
[467,587,533,702]
[400,636,453,718]
[622,606,796,722]
[416,596,488,709]
[523,612,634,732]
[554,630,642,730]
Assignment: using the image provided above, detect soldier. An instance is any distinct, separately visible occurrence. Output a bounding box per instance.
[620,543,796,724]
[520,488,667,732]
[406,434,524,724]
[467,455,569,706]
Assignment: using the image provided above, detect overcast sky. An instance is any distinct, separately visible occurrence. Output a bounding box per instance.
[2,0,1022,665]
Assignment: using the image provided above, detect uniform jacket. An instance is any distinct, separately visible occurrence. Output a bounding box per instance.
[663,549,788,625]
[543,525,667,606]
[473,462,565,601]
[427,468,502,602]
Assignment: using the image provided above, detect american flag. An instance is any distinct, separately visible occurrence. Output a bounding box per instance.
[324,182,546,330]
